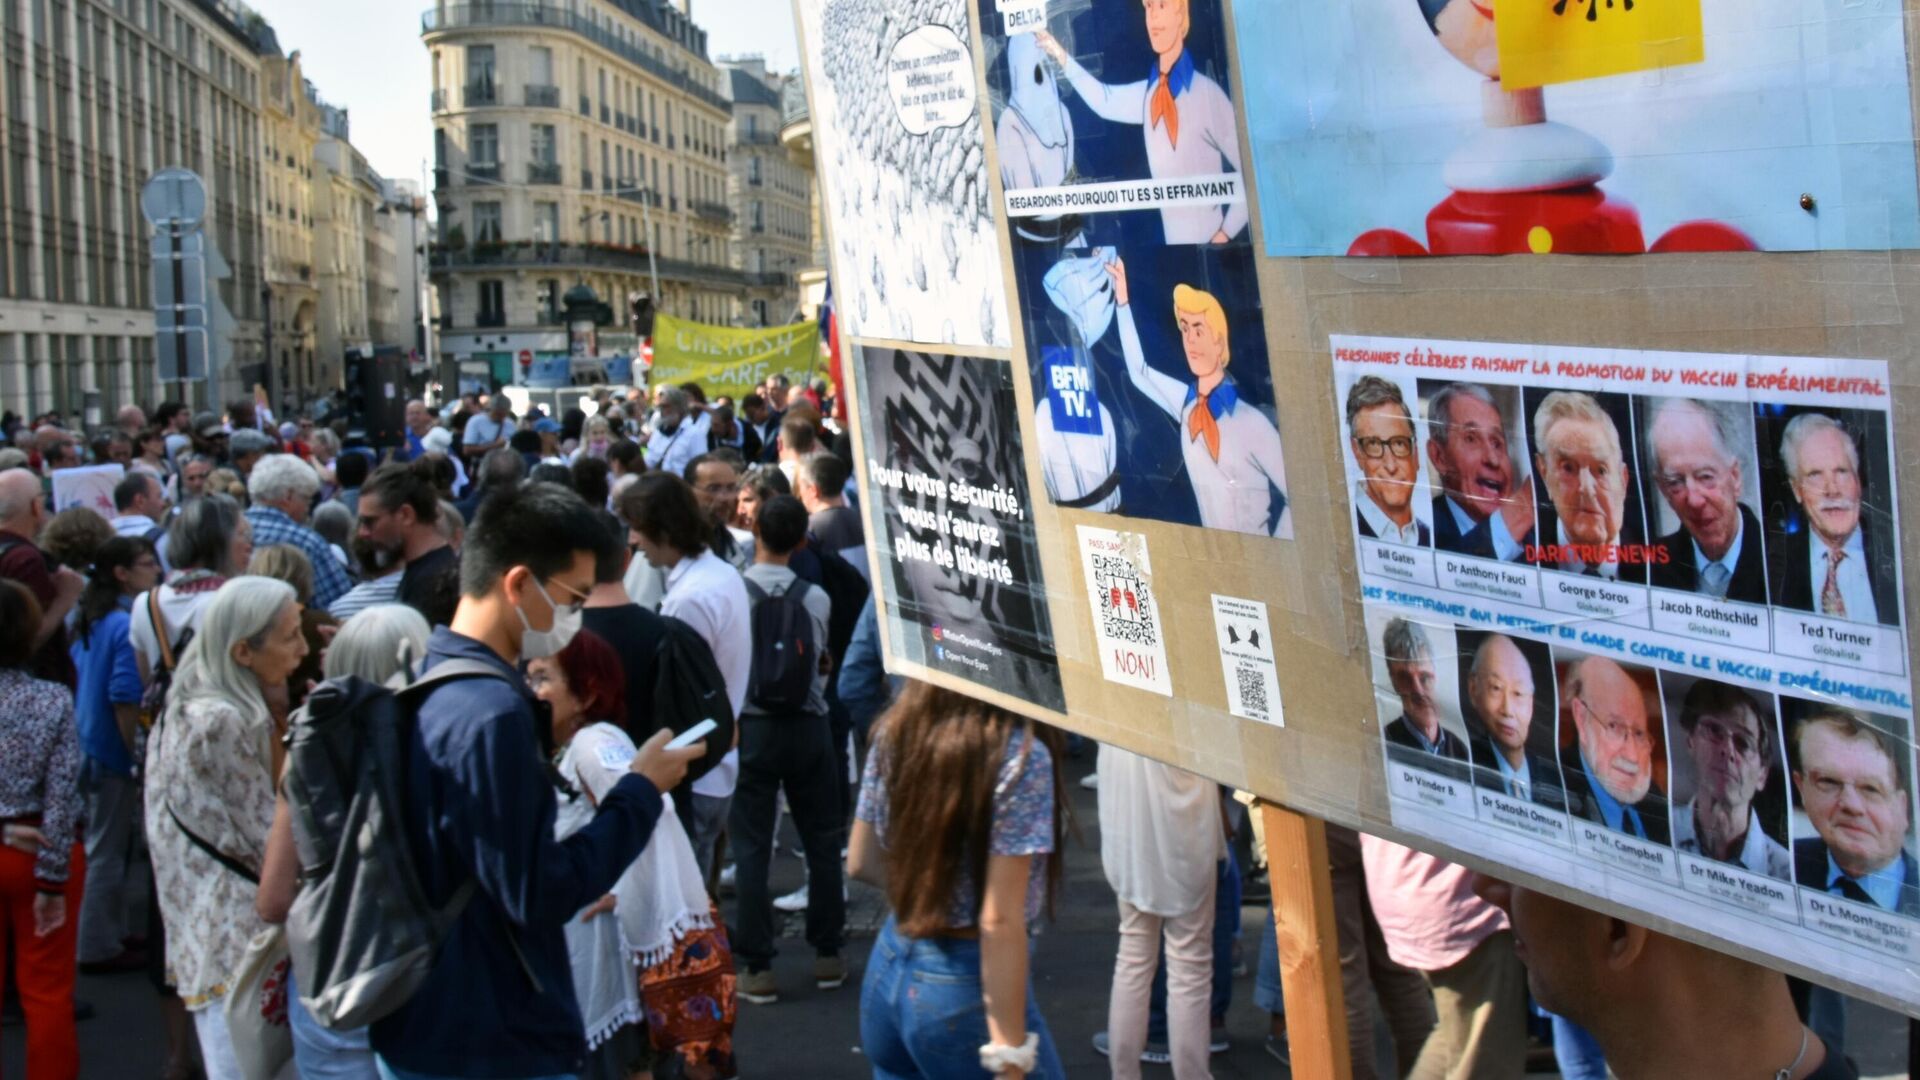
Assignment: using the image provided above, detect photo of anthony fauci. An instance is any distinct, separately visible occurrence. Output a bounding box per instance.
[1420,381,1536,562]
[1456,629,1566,810]
[1345,374,1429,546]
[1376,614,1471,782]
[1785,701,1918,917]
[1639,397,1769,604]
[1556,651,1672,845]
[1522,388,1652,584]
[1664,676,1792,881]
[1756,407,1901,627]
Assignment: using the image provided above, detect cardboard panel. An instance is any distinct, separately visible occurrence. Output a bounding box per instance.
[794,0,1920,1014]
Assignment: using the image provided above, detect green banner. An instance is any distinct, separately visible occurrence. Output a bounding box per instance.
[649,314,820,400]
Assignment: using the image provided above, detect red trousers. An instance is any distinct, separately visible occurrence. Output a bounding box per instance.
[0,843,84,1080]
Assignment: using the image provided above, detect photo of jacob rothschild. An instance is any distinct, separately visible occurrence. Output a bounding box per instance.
[1462,633,1566,810]
[1644,398,1768,603]
[1789,706,1919,917]
[1424,382,1535,562]
[1670,680,1791,881]
[1559,654,1671,844]
[1379,616,1471,781]
[1765,412,1900,627]
[1346,375,1430,546]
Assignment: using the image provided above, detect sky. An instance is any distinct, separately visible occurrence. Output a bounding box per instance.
[249,0,802,185]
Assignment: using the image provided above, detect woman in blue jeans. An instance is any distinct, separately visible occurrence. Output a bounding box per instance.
[848,681,1069,1079]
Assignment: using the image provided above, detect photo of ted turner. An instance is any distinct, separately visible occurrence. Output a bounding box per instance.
[1785,700,1918,917]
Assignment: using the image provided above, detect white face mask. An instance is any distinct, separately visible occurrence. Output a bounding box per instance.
[516,577,583,660]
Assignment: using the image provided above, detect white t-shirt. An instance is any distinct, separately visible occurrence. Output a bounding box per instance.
[661,549,751,798]
[462,414,516,449]
[129,580,222,677]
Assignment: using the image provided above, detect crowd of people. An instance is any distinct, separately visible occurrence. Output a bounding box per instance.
[0,370,1894,1080]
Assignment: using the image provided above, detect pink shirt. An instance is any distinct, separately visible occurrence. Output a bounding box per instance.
[1359,834,1508,972]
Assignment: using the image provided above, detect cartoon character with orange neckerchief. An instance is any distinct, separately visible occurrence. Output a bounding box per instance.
[1349,0,1756,256]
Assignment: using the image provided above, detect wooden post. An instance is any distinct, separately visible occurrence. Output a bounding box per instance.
[1260,801,1354,1080]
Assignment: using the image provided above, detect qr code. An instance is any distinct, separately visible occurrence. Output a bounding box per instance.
[1235,665,1269,719]
[1091,554,1159,646]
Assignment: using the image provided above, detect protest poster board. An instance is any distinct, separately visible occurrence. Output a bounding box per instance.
[52,465,125,519]
[647,316,821,401]
[794,0,1920,1015]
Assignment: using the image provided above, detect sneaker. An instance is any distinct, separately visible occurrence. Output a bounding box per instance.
[1209,1025,1229,1053]
[1265,1034,1291,1069]
[1079,772,1099,790]
[773,884,810,913]
[718,863,737,888]
[738,967,778,1004]
[814,953,847,990]
[1089,1032,1169,1064]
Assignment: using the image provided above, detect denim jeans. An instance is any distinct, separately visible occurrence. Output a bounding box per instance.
[859,916,1067,1079]
[1147,850,1240,1041]
[286,970,379,1080]
[1547,1012,1608,1080]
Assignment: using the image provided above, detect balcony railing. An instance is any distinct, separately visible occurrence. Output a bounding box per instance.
[476,310,508,328]
[423,4,733,114]
[430,241,751,289]
[433,166,450,190]
[581,169,594,191]
[527,162,562,185]
[524,83,560,107]
[744,270,789,287]
[691,200,733,225]
[464,162,501,184]
[430,88,449,112]
[463,80,497,106]
[739,129,780,146]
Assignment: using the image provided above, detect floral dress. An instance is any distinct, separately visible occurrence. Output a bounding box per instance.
[144,693,276,1008]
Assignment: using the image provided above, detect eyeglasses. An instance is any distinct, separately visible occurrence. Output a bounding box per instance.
[1578,697,1652,751]
[1693,716,1760,758]
[538,576,591,614]
[1355,436,1415,460]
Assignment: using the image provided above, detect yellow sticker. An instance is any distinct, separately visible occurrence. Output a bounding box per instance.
[1495,0,1705,90]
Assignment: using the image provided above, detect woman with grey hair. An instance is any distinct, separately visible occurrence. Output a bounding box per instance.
[144,576,308,1080]
[129,494,255,685]
[310,500,355,572]
[255,604,430,1080]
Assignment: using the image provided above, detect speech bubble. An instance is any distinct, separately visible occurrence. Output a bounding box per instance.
[886,24,978,136]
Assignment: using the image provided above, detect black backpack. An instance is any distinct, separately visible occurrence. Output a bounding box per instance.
[283,660,536,1030]
[743,577,818,714]
[651,616,735,784]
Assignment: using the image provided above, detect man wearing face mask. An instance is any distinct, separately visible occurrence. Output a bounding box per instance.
[370,481,706,1079]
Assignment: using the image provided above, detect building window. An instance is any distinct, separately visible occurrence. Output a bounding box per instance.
[465,45,495,104]
[533,201,558,243]
[529,45,553,86]
[471,123,499,167]
[531,124,556,164]
[539,278,559,323]
[473,201,502,244]
[748,156,762,185]
[478,279,505,326]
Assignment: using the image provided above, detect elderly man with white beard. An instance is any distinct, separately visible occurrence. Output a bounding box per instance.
[1560,655,1671,844]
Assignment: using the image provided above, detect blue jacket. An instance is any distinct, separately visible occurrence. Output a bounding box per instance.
[69,605,140,776]
[369,628,662,1078]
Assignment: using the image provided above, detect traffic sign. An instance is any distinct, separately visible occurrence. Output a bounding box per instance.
[140,168,207,229]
